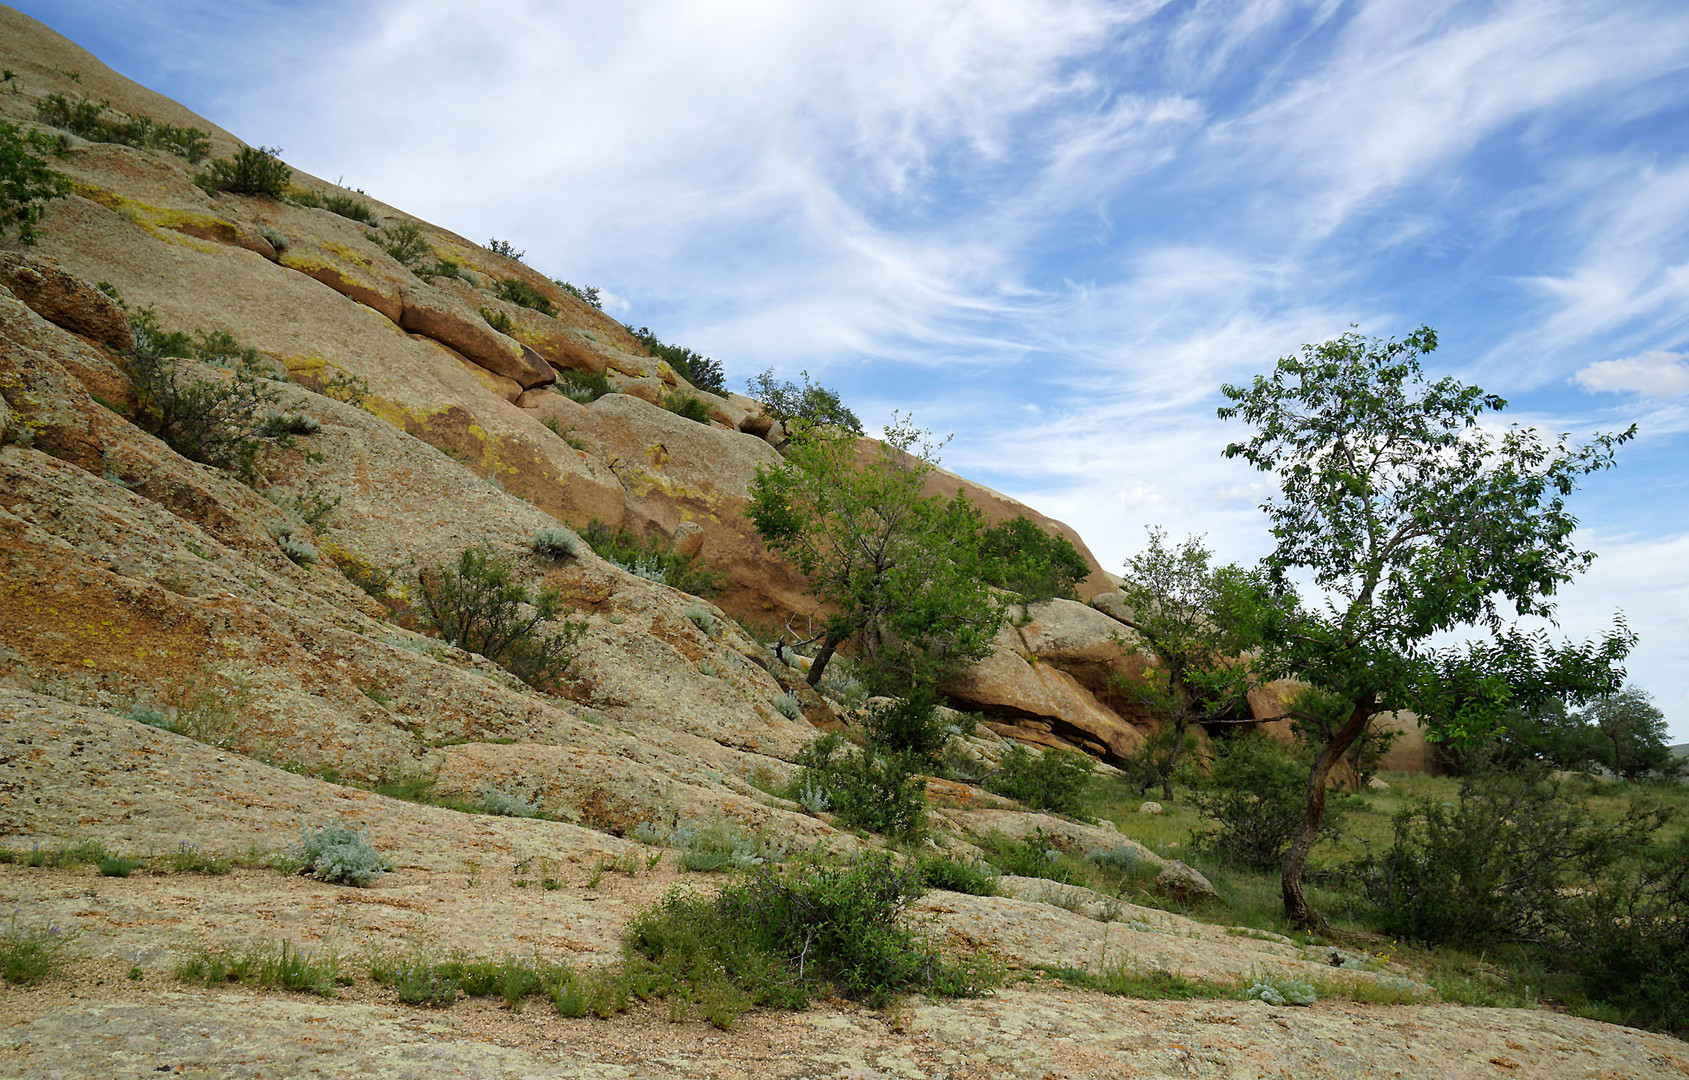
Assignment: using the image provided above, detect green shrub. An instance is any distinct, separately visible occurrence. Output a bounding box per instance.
[298,822,387,886]
[791,734,927,840]
[416,544,586,690]
[1,915,77,985]
[127,313,286,483]
[34,93,210,162]
[168,844,232,875]
[977,516,1092,602]
[374,221,430,266]
[671,820,783,872]
[493,277,556,316]
[259,225,288,251]
[97,854,142,877]
[772,692,802,720]
[554,368,613,403]
[625,851,994,1022]
[487,237,524,261]
[861,688,950,760]
[555,281,602,309]
[983,744,1094,816]
[580,519,724,597]
[320,192,375,224]
[982,831,1084,884]
[1185,734,1319,872]
[194,145,291,197]
[479,785,539,818]
[684,603,719,635]
[1241,975,1318,1006]
[628,326,725,395]
[660,390,713,424]
[414,259,462,282]
[479,306,515,334]
[531,526,582,559]
[916,853,999,896]
[0,120,70,245]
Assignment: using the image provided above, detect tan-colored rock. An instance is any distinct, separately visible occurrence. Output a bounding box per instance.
[1139,800,1163,814]
[1089,589,1137,626]
[1154,858,1220,902]
[0,253,133,351]
[399,283,556,389]
[937,808,1161,865]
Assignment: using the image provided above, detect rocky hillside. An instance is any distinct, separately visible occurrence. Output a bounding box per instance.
[0,7,1676,1077]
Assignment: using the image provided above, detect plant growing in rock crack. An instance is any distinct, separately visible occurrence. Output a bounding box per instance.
[194,145,291,197]
[416,544,586,691]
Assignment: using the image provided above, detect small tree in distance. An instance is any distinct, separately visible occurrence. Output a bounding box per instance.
[1580,685,1681,781]
[1218,324,1637,929]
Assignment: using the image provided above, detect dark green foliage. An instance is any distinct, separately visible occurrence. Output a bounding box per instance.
[860,687,949,760]
[916,853,1000,896]
[487,237,524,261]
[1560,831,1689,1035]
[629,325,725,395]
[97,855,141,877]
[413,258,462,282]
[982,831,1085,884]
[373,221,430,267]
[1356,763,1664,947]
[194,145,291,197]
[127,312,284,483]
[1186,734,1321,872]
[983,744,1095,816]
[0,120,70,245]
[555,280,602,309]
[978,516,1092,602]
[479,307,515,334]
[554,367,613,403]
[417,545,586,691]
[625,851,995,1020]
[493,277,556,316]
[746,367,860,434]
[34,93,210,162]
[320,192,376,224]
[580,519,724,597]
[1579,685,1680,780]
[792,734,928,840]
[661,390,713,424]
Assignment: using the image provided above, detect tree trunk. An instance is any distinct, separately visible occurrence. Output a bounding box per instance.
[806,629,844,687]
[1160,717,1186,803]
[1281,699,1373,929]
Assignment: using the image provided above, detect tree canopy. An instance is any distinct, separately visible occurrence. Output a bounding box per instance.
[747,415,1003,692]
[1217,325,1636,927]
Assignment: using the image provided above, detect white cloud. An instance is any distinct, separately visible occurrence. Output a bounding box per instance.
[1575,351,1689,399]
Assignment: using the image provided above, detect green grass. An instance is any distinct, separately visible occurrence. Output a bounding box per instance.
[1,916,77,985]
[175,940,346,996]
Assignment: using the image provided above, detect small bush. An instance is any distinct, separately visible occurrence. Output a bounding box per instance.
[194,145,291,197]
[1242,975,1318,1006]
[555,368,613,403]
[625,851,994,1021]
[628,326,725,395]
[531,527,581,560]
[580,520,724,597]
[661,390,713,424]
[861,688,950,760]
[261,411,320,437]
[176,940,342,996]
[982,744,1095,816]
[34,93,210,162]
[772,692,802,720]
[278,532,319,566]
[479,306,515,334]
[259,225,288,251]
[917,853,999,896]
[169,844,232,875]
[1185,734,1319,872]
[298,822,387,886]
[1,916,77,985]
[321,192,376,224]
[982,831,1084,885]
[685,604,719,635]
[791,734,928,840]
[414,259,462,282]
[487,238,524,261]
[0,120,71,245]
[745,368,860,434]
[97,854,142,877]
[416,545,586,691]
[493,277,556,316]
[672,820,783,872]
[555,281,602,309]
[374,221,430,266]
[480,785,539,818]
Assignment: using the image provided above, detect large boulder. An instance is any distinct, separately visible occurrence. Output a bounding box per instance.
[0,252,133,351]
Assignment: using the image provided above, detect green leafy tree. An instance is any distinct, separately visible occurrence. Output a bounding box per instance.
[1114,527,1260,801]
[0,121,70,245]
[1218,325,1636,928]
[746,368,861,435]
[978,516,1093,602]
[748,415,1003,692]
[1579,685,1680,780]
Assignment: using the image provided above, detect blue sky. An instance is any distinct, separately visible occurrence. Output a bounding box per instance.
[21,1,1689,741]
